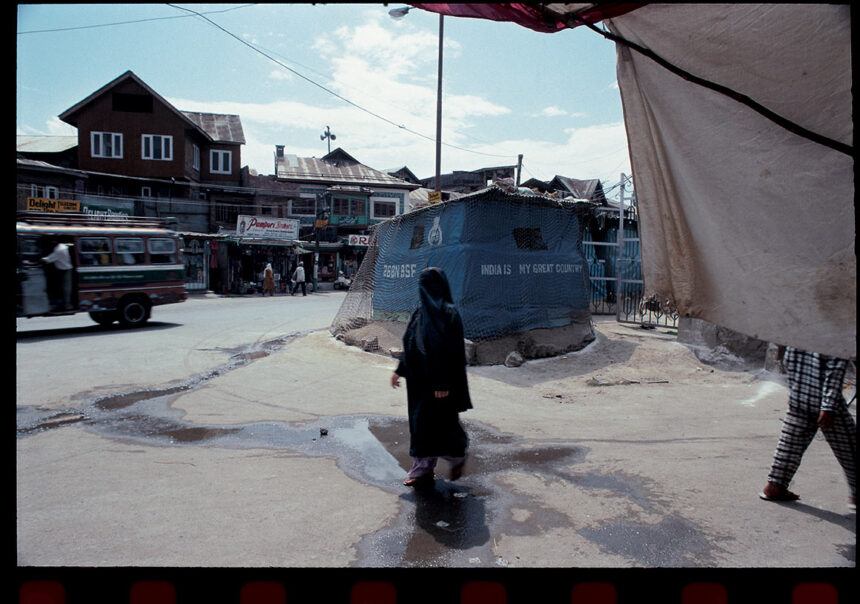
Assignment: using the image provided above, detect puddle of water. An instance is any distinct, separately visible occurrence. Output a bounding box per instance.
[577,515,715,566]
[17,329,719,568]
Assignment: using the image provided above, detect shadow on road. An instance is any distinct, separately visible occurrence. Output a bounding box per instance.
[768,501,857,531]
[15,321,182,341]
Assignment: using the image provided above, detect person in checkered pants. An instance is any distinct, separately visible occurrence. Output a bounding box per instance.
[760,347,856,510]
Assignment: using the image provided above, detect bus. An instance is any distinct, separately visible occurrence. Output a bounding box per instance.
[17,212,187,327]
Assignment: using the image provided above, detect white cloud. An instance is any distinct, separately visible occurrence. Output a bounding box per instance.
[267,69,292,81]
[539,106,568,117]
[169,13,628,189]
[17,116,77,137]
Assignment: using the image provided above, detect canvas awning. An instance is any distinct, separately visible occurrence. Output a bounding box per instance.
[412,3,855,359]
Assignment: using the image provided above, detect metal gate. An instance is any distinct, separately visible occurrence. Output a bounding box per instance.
[583,174,677,328]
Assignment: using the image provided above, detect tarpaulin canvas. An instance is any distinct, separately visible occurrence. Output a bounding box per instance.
[412,3,855,359]
[370,190,590,339]
[606,4,854,359]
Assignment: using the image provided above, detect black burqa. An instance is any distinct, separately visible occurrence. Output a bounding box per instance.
[395,267,472,458]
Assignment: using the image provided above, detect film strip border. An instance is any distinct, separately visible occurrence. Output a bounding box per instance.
[17,568,856,603]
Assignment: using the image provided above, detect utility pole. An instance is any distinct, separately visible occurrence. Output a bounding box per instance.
[516,154,523,186]
[434,14,444,193]
[313,192,329,292]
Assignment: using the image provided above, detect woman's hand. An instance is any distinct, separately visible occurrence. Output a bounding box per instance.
[434,391,450,398]
[390,373,401,388]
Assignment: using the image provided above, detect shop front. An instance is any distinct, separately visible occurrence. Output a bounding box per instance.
[221,214,302,294]
[178,232,231,293]
[224,239,299,294]
[341,234,370,279]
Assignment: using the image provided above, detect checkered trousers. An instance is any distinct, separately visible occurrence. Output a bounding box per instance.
[767,348,856,495]
[783,347,849,413]
[767,405,856,496]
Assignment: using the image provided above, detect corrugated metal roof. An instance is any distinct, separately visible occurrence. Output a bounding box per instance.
[17,135,78,153]
[521,175,606,203]
[275,149,416,189]
[17,157,88,177]
[182,112,246,144]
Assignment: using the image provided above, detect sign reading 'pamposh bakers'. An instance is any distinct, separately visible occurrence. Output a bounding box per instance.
[236,215,300,240]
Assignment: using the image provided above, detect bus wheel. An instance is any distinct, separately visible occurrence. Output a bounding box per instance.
[89,311,117,325]
[118,296,151,327]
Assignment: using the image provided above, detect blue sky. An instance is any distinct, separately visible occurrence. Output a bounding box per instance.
[17,3,632,195]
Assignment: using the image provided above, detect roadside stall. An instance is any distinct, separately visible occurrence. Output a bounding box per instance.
[221,214,301,294]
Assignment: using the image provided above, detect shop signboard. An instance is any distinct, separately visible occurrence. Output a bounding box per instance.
[27,197,132,217]
[348,234,371,247]
[27,198,81,213]
[236,215,300,240]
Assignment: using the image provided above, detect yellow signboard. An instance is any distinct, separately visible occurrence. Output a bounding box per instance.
[315,219,329,229]
[27,198,81,213]
[428,191,442,204]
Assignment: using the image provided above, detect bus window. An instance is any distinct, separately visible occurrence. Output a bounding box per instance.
[115,237,145,265]
[79,237,112,266]
[148,238,176,264]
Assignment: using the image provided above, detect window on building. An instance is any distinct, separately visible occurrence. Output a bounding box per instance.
[215,203,239,224]
[333,198,367,216]
[148,238,177,264]
[112,93,153,113]
[30,185,59,199]
[410,226,425,249]
[91,132,123,159]
[333,198,349,215]
[210,150,232,174]
[141,186,152,198]
[291,198,315,215]
[115,237,145,265]
[79,237,112,266]
[373,201,396,218]
[193,144,200,171]
[142,135,173,161]
[512,227,548,250]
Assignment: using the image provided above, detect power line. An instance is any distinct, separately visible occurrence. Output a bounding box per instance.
[166,4,516,162]
[17,4,256,35]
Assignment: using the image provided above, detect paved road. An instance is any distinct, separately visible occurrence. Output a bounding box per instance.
[17,296,855,597]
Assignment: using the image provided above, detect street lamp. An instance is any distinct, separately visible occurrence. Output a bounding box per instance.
[320,125,336,153]
[389,5,443,194]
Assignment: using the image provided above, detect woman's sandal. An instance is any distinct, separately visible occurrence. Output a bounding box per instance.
[759,489,800,502]
[403,475,433,487]
[449,461,465,481]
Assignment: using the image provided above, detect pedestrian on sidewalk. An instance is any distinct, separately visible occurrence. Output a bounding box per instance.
[261,263,275,296]
[760,347,856,510]
[291,262,306,296]
[390,267,472,487]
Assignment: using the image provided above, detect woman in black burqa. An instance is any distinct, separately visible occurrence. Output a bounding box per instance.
[390,267,472,487]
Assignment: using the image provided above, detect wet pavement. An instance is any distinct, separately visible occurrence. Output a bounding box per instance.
[17,312,856,574]
[18,369,720,568]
